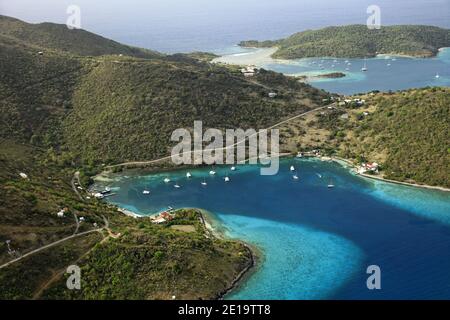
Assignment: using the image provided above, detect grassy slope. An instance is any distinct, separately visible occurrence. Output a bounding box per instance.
[0,16,326,299]
[279,88,450,188]
[0,15,161,58]
[0,141,252,299]
[41,210,252,300]
[240,25,450,59]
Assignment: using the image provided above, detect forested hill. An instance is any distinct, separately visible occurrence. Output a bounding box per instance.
[240,25,450,59]
[0,15,162,58]
[0,15,328,165]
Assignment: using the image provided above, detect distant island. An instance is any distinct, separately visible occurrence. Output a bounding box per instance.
[239,25,450,59]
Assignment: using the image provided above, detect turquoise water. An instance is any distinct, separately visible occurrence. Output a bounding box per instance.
[218,47,450,95]
[96,159,450,299]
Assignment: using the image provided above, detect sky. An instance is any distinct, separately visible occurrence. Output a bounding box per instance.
[1,0,449,53]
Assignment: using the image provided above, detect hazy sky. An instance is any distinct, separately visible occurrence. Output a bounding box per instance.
[1,0,449,52]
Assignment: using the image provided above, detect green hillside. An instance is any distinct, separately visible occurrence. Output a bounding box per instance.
[279,87,450,188]
[240,25,450,59]
[0,15,326,299]
[0,15,161,58]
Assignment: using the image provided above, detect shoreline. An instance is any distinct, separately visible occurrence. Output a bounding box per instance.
[198,210,260,300]
[94,154,448,299]
[235,45,449,61]
[329,156,450,192]
[110,204,260,300]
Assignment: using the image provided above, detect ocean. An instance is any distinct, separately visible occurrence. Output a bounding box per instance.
[2,0,450,53]
[95,159,450,299]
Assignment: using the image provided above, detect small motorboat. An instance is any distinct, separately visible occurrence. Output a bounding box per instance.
[142,190,150,195]
[230,166,236,171]
[290,165,295,172]
[164,178,171,183]
[186,172,192,178]
[174,184,181,189]
[209,170,216,175]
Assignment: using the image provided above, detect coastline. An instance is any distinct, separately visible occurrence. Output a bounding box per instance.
[198,209,261,300]
[93,153,448,300]
[329,156,450,192]
[106,202,260,300]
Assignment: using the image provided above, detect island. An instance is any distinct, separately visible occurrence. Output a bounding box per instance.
[239,25,450,59]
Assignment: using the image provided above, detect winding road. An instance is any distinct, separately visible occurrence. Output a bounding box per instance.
[106,103,335,169]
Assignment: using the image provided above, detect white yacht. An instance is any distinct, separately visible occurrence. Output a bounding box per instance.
[164,178,171,183]
[142,190,150,195]
[290,165,295,171]
[224,176,230,182]
[209,170,216,175]
[231,166,236,171]
[186,172,192,178]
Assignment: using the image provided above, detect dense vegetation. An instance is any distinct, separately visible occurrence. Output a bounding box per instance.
[41,210,252,300]
[0,15,325,299]
[279,88,450,188]
[0,15,161,58]
[240,25,450,59]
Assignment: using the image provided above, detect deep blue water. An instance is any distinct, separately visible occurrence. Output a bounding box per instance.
[2,0,450,53]
[96,159,450,299]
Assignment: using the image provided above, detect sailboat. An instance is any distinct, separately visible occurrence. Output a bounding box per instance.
[230,166,236,171]
[327,178,335,188]
[209,169,216,175]
[435,73,440,79]
[361,59,368,72]
[174,183,181,189]
[186,172,192,178]
[164,178,171,183]
[201,178,207,186]
[290,165,295,172]
[292,171,299,180]
[224,176,230,182]
[142,190,150,195]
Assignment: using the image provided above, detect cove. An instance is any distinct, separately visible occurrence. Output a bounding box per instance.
[95,158,450,299]
[214,47,450,95]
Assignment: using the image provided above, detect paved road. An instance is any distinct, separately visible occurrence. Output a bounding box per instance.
[71,171,84,201]
[0,229,102,270]
[106,104,334,169]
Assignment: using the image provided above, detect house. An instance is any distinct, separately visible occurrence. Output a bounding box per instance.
[38,51,44,56]
[56,207,68,218]
[268,92,277,98]
[153,217,166,224]
[338,101,346,106]
[241,65,258,77]
[93,192,104,199]
[19,172,28,179]
[358,162,379,174]
[340,113,349,119]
